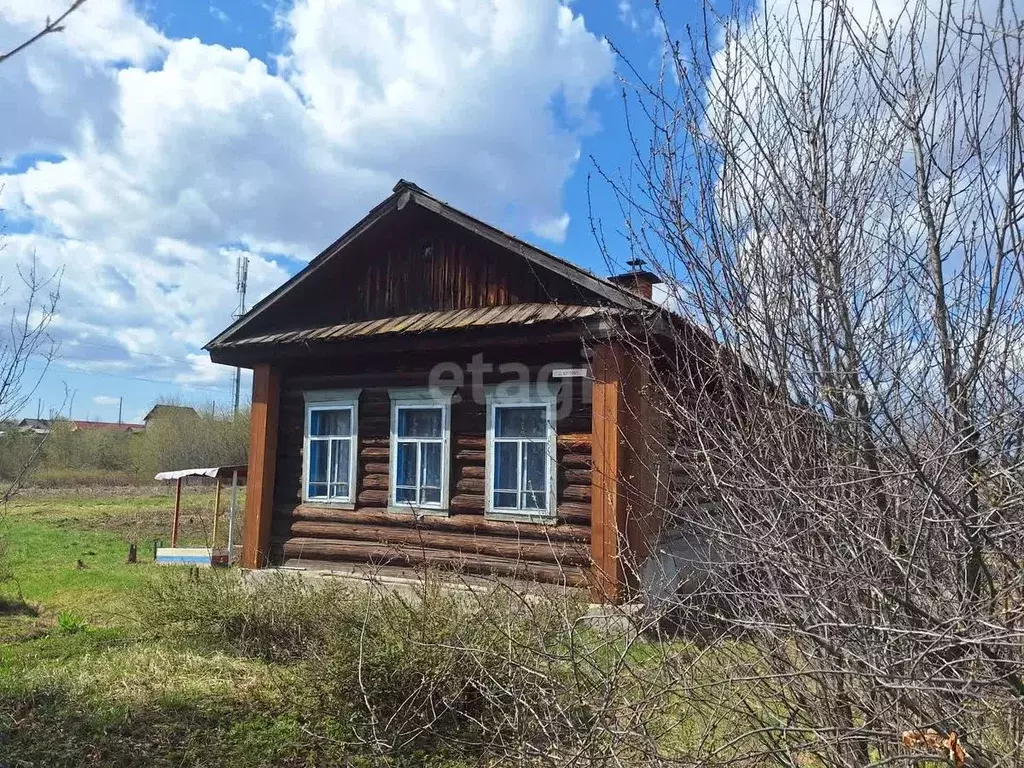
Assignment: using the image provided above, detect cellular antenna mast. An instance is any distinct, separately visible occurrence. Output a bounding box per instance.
[232,255,249,416]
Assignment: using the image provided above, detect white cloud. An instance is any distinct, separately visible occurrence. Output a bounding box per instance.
[210,4,230,24]
[92,395,120,407]
[0,0,164,160]
[0,0,613,386]
[618,0,638,29]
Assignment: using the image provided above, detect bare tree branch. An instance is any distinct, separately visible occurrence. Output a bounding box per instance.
[0,0,88,66]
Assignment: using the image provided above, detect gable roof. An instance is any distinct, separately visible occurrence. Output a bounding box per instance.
[206,180,652,351]
[17,418,50,429]
[143,404,199,422]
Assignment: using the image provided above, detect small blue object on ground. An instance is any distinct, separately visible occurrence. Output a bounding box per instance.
[155,547,214,566]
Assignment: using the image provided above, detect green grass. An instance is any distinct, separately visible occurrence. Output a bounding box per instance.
[0,630,339,768]
[2,515,154,618]
[8,485,242,547]
[0,487,339,768]
[1,487,242,618]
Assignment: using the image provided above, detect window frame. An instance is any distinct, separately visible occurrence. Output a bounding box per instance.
[302,390,361,507]
[388,388,453,515]
[484,385,559,523]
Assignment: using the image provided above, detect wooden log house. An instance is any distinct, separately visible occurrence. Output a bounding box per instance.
[206,180,675,602]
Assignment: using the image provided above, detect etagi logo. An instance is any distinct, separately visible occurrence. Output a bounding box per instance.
[426,354,593,418]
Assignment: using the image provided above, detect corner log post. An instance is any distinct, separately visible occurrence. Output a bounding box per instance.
[241,363,281,568]
[590,340,659,603]
[591,342,625,602]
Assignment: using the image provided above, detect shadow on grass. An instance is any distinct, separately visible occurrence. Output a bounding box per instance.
[0,596,38,617]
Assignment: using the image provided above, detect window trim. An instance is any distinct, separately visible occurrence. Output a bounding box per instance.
[388,388,453,516]
[302,390,361,507]
[484,385,559,523]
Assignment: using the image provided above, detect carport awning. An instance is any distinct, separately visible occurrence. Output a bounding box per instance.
[154,465,247,482]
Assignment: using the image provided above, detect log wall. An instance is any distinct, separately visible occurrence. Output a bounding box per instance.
[269,348,594,588]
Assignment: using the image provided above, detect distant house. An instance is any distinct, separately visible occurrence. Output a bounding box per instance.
[143,405,199,428]
[15,418,143,434]
[70,420,145,433]
[17,418,52,434]
[205,180,693,603]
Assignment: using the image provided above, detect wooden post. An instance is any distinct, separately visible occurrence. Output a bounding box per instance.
[212,479,221,547]
[171,477,182,548]
[591,342,626,603]
[241,364,280,568]
[620,347,661,588]
[589,341,659,603]
[227,469,239,563]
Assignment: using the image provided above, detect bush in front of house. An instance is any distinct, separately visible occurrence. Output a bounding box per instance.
[140,569,353,662]
[140,569,651,764]
[314,577,602,760]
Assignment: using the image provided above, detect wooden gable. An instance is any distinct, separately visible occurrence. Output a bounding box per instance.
[239,205,600,338]
[208,181,644,350]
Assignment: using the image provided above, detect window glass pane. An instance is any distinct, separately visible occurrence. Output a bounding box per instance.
[396,487,416,503]
[494,491,517,509]
[311,408,351,437]
[522,442,547,494]
[495,406,546,438]
[395,442,417,488]
[522,491,546,510]
[494,442,518,492]
[308,482,328,498]
[422,487,442,504]
[309,439,328,483]
[330,438,350,485]
[331,482,350,499]
[420,442,442,490]
[398,407,442,438]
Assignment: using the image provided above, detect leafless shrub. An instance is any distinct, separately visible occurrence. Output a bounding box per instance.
[0,0,84,505]
[140,569,711,765]
[594,0,1024,764]
[0,255,61,504]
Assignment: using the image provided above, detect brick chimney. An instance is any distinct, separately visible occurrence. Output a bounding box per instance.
[608,258,662,300]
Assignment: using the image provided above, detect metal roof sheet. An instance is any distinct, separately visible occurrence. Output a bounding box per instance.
[213,304,610,348]
[154,465,248,481]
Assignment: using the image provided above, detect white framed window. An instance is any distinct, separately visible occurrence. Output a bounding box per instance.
[303,390,360,504]
[485,386,558,521]
[389,388,453,513]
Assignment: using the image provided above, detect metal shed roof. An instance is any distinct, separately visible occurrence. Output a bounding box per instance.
[154,465,248,481]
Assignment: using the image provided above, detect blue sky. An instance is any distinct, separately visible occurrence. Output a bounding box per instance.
[0,0,703,423]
